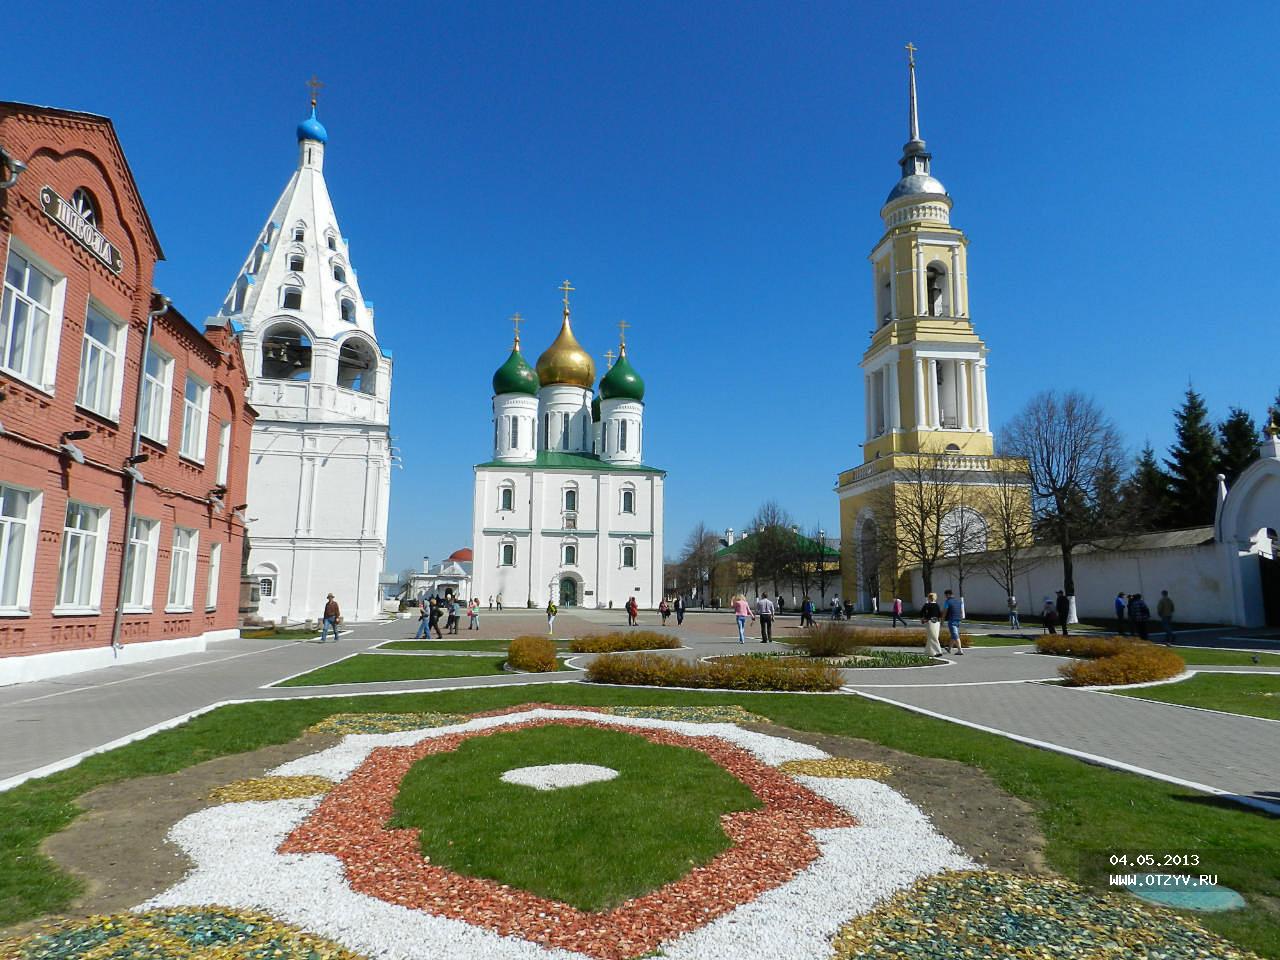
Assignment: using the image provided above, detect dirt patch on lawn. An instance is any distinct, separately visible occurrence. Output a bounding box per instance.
[743,722,1050,875]
[23,733,338,932]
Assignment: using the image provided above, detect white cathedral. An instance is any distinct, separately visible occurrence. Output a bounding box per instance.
[471,288,665,609]
[215,102,392,623]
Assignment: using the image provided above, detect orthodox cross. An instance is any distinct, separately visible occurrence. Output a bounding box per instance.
[904,42,916,66]
[604,348,616,369]
[617,319,630,345]
[306,75,325,108]
[511,312,523,343]
[559,280,575,313]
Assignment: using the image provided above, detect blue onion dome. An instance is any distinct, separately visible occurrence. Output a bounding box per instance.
[492,340,539,396]
[297,107,328,144]
[599,345,644,401]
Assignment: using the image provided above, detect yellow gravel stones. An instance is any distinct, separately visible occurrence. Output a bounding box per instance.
[306,711,468,735]
[209,775,335,803]
[780,758,894,781]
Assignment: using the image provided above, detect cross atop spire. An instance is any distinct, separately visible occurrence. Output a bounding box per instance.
[905,43,920,144]
[617,319,630,345]
[307,75,324,109]
[604,348,616,369]
[559,279,574,316]
[511,311,524,347]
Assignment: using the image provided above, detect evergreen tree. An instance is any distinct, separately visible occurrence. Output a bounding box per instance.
[1123,444,1172,530]
[1163,387,1220,527]
[1217,407,1258,484]
[1090,450,1127,534]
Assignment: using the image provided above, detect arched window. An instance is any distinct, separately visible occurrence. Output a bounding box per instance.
[621,544,636,568]
[619,419,629,452]
[337,339,377,395]
[941,507,989,556]
[499,484,515,511]
[281,286,302,310]
[876,261,891,324]
[260,323,312,381]
[327,235,337,251]
[292,224,306,242]
[501,542,516,566]
[253,562,279,600]
[70,187,98,226]
[926,261,951,317]
[340,298,356,323]
[231,276,248,314]
[333,264,346,283]
[564,487,578,512]
[288,254,305,272]
[563,544,577,566]
[620,487,635,515]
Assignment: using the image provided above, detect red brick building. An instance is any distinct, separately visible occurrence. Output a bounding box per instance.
[0,102,255,684]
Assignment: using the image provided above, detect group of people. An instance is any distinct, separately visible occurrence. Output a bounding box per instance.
[486,595,505,611]
[657,596,687,626]
[918,590,966,656]
[1113,590,1176,643]
[729,593,780,643]
[413,596,482,638]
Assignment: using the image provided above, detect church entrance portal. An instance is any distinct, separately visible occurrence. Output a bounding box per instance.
[559,578,578,608]
[1260,555,1280,627]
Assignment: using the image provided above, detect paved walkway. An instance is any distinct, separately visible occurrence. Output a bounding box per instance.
[1,612,1277,814]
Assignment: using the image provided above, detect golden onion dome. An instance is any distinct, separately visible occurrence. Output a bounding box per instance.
[535,311,595,390]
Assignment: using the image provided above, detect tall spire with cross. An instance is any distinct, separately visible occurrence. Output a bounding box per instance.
[905,43,920,144]
[883,42,947,212]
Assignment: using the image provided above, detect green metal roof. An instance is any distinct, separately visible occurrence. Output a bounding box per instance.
[492,346,539,396]
[715,529,839,559]
[475,451,665,474]
[599,351,645,401]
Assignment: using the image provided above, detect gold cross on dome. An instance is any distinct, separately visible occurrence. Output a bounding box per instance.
[559,279,575,311]
[616,319,630,344]
[604,348,616,368]
[904,42,917,65]
[511,311,523,342]
[306,75,325,108]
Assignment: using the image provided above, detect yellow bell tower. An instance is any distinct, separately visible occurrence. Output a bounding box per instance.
[837,46,1029,609]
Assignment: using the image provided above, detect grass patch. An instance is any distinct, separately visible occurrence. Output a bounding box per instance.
[966,634,1036,647]
[239,627,320,641]
[381,639,570,653]
[1114,673,1280,720]
[0,688,1276,955]
[389,725,759,910]
[587,652,841,691]
[1172,647,1280,667]
[275,654,512,686]
[568,631,680,653]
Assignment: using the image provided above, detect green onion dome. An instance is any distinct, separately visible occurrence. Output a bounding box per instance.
[591,394,601,421]
[598,345,645,401]
[492,340,539,396]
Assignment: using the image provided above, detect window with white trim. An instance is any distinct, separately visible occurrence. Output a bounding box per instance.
[292,225,306,242]
[509,416,519,448]
[139,347,173,443]
[340,298,356,323]
[621,543,636,568]
[206,542,221,610]
[288,254,305,272]
[0,484,39,612]
[500,542,516,566]
[621,488,635,514]
[333,264,346,283]
[619,419,629,452]
[215,422,231,485]
[180,375,209,462]
[564,487,577,512]
[281,286,303,310]
[2,250,56,386]
[56,501,107,610]
[76,304,126,418]
[167,527,198,611]
[563,544,577,566]
[499,484,515,511]
[121,516,159,612]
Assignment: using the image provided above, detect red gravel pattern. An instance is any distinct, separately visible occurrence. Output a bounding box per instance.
[281,713,854,960]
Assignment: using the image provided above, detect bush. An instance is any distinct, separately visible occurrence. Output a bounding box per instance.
[1037,634,1128,659]
[569,631,681,653]
[802,623,861,657]
[507,635,558,673]
[1060,643,1185,686]
[851,627,964,648]
[585,652,841,692]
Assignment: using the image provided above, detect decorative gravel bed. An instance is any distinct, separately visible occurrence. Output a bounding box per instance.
[779,758,895,781]
[209,775,335,803]
[831,870,1262,959]
[499,762,621,791]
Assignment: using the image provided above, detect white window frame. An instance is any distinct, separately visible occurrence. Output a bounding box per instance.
[180,374,210,463]
[498,484,515,512]
[563,486,578,513]
[258,575,275,598]
[500,541,516,566]
[54,501,109,614]
[139,346,174,444]
[0,483,42,615]
[563,543,577,566]
[2,240,66,393]
[215,421,231,485]
[621,543,637,568]
[166,527,199,612]
[121,516,160,613]
[620,486,636,515]
[206,542,222,611]
[76,302,128,420]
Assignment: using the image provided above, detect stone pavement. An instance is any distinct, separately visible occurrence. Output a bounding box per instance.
[1,611,1277,815]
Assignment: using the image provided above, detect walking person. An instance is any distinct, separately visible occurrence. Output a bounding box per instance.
[428,599,444,639]
[468,598,480,630]
[413,602,430,639]
[1156,590,1176,644]
[1114,592,1127,636]
[731,593,754,644]
[1042,596,1058,634]
[756,593,776,643]
[446,598,460,635]
[1055,590,1071,637]
[659,598,671,626]
[830,596,841,620]
[546,598,558,635]
[800,597,815,628]
[1007,595,1021,630]
[942,589,964,655]
[320,593,341,643]
[488,595,494,612]
[1130,593,1151,640]
[626,596,639,626]
[496,593,503,611]
[920,592,943,657]
[674,595,685,626]
[890,597,908,628]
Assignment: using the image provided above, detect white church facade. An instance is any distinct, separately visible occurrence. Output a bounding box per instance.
[215,102,392,623]
[472,289,665,609]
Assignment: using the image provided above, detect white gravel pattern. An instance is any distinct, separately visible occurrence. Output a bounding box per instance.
[146,712,976,960]
[501,763,620,790]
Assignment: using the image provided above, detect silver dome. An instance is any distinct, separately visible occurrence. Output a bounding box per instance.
[885,173,948,204]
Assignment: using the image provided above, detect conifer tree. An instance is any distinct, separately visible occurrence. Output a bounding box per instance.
[1163,387,1220,527]
[1216,407,1258,484]
[1122,444,1172,530]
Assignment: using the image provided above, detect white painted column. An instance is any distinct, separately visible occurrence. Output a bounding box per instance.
[864,375,873,440]
[958,361,971,430]
[887,358,900,430]
[914,245,925,317]
[949,246,960,318]
[977,364,989,430]
[914,357,927,428]
[927,359,940,427]
[887,251,897,322]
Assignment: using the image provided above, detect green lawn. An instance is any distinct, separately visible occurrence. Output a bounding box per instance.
[240,628,322,641]
[1,686,1276,956]
[1115,673,1280,720]
[276,654,516,686]
[1172,647,1280,667]
[966,634,1037,647]
[390,725,758,911]
[380,639,570,653]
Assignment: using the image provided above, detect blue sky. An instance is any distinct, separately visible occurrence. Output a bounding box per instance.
[12,1,1278,573]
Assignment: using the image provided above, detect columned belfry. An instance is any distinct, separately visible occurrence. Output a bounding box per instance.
[836,47,1030,609]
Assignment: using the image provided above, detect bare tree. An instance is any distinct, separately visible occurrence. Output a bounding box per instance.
[980,459,1036,603]
[870,454,963,596]
[941,487,988,601]
[677,522,721,606]
[808,526,838,603]
[1001,390,1122,596]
